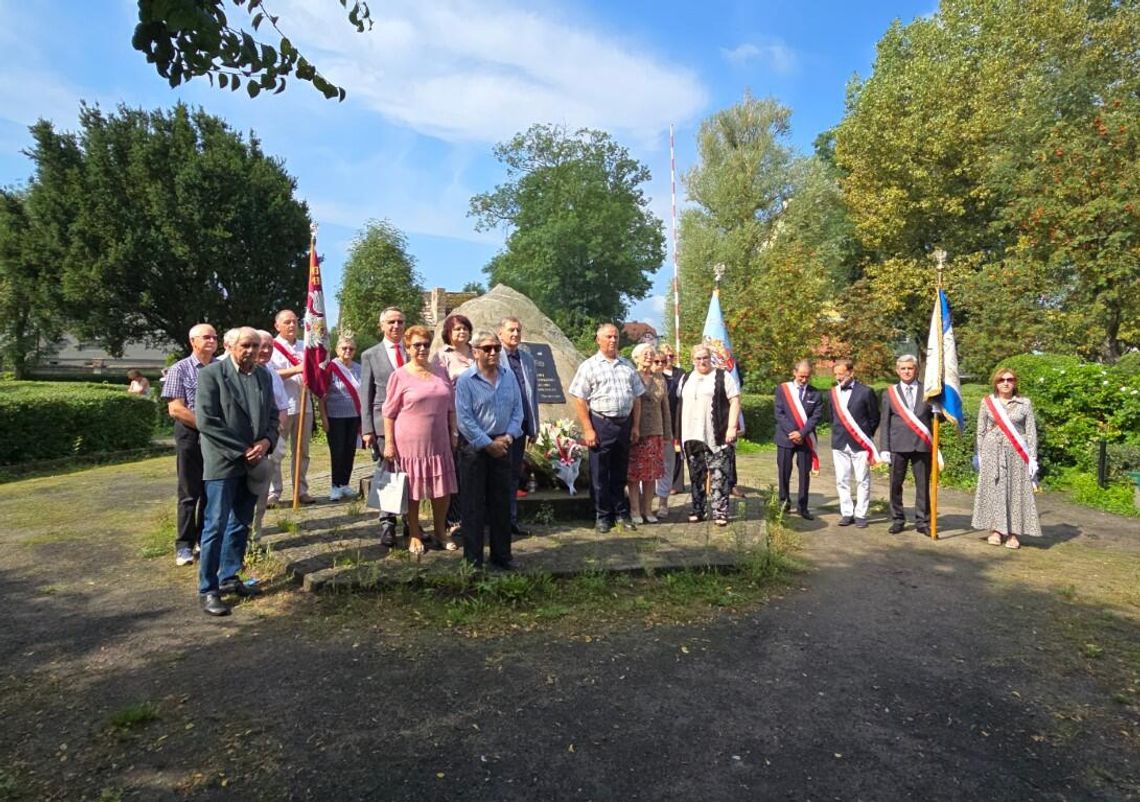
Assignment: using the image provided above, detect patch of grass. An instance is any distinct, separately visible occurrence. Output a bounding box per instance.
[1057,584,1077,601]
[734,438,773,455]
[1047,468,1139,518]
[528,503,556,526]
[107,701,160,730]
[140,512,175,559]
[274,514,300,535]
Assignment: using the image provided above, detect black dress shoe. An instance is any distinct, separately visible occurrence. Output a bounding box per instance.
[855,518,868,529]
[837,515,854,526]
[200,592,231,616]
[799,509,815,521]
[489,559,516,572]
[781,502,792,514]
[596,520,613,533]
[219,578,259,598]
[380,528,397,547]
[888,523,906,534]
[916,526,930,535]
[511,524,531,537]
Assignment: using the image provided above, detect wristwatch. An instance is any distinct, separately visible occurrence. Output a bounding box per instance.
[504,434,514,445]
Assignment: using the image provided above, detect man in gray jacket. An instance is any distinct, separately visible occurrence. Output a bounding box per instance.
[878,354,934,535]
[498,316,539,537]
[195,327,279,616]
[359,307,408,547]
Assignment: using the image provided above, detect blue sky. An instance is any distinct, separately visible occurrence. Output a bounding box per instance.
[0,0,933,331]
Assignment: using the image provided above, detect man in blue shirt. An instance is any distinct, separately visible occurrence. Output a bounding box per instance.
[455,331,524,570]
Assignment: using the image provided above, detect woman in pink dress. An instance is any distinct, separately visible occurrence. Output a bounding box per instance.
[382,325,460,555]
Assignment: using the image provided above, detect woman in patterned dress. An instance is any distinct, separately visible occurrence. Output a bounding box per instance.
[675,344,741,526]
[626,343,671,523]
[971,366,1041,549]
[383,326,460,555]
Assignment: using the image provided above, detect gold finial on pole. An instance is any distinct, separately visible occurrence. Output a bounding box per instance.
[933,248,947,289]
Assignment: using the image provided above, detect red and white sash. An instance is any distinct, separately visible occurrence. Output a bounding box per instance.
[984,395,1030,465]
[886,385,944,469]
[272,339,301,365]
[831,385,882,464]
[328,360,362,415]
[780,382,820,473]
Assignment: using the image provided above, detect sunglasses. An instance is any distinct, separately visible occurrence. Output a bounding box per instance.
[478,344,502,354]
[409,342,431,350]
[997,377,1016,384]
[652,359,666,364]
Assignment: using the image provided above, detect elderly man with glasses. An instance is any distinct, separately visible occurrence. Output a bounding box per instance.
[455,331,524,570]
[162,323,220,566]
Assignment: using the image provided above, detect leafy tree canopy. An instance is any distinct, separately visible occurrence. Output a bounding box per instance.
[133,0,372,100]
[469,124,665,342]
[22,102,312,356]
[336,219,424,353]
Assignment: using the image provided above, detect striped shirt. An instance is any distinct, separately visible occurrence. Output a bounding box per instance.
[568,352,646,417]
[455,366,524,450]
[161,353,214,410]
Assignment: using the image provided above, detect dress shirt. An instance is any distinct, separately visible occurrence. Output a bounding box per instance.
[455,366,524,450]
[568,352,645,417]
[384,339,405,369]
[901,382,917,408]
[268,336,304,414]
[161,353,214,409]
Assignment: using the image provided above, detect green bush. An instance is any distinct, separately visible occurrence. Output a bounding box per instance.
[0,381,155,465]
[1113,351,1140,377]
[993,353,1140,470]
[739,393,775,442]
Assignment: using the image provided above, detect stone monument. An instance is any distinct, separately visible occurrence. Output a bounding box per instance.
[429,284,585,424]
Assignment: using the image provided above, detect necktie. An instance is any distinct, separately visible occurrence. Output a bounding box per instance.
[394,345,404,367]
[905,384,914,407]
[798,385,805,402]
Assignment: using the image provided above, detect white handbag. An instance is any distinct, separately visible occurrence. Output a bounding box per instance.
[367,461,408,515]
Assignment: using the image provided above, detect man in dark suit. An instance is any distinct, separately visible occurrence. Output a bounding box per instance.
[195,327,279,616]
[878,354,933,535]
[773,359,823,519]
[360,306,408,547]
[829,358,880,529]
[498,316,539,537]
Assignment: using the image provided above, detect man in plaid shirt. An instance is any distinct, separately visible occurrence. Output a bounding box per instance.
[161,323,219,566]
[569,323,645,534]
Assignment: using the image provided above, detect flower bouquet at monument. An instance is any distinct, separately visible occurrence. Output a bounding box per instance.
[530,418,587,494]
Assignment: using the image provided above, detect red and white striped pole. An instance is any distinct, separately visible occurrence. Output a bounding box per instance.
[670,123,681,356]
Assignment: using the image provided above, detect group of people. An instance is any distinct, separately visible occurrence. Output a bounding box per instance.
[162,309,1042,618]
[775,356,1041,548]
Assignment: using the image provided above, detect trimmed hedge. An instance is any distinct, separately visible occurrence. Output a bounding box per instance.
[739,393,775,442]
[0,381,155,465]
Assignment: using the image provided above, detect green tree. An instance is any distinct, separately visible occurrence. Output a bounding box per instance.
[675,95,851,387]
[0,191,65,378]
[336,219,424,352]
[22,102,311,356]
[834,0,1140,369]
[133,0,372,100]
[469,124,665,341]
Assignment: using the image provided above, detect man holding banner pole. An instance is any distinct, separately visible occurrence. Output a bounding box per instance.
[829,359,880,529]
[879,354,936,536]
[267,308,313,507]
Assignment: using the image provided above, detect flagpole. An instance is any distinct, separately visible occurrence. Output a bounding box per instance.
[929,249,947,540]
[670,124,681,356]
[292,227,318,511]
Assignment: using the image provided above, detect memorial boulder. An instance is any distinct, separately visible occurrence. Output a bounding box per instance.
[430,284,585,424]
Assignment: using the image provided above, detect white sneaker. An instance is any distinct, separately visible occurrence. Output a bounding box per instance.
[644,513,658,524]
[631,514,645,524]
[340,485,358,499]
[329,486,343,501]
[175,547,194,566]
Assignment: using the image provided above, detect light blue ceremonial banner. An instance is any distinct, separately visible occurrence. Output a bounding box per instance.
[923,288,964,431]
[702,287,744,431]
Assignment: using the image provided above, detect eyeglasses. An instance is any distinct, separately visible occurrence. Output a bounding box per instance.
[997,377,1016,384]
[409,342,431,351]
[478,344,502,354]
[652,359,666,364]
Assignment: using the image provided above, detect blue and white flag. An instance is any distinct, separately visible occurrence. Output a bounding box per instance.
[923,288,964,431]
[702,287,745,431]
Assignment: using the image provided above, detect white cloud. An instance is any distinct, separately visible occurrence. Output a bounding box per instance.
[273,0,708,144]
[721,40,797,74]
